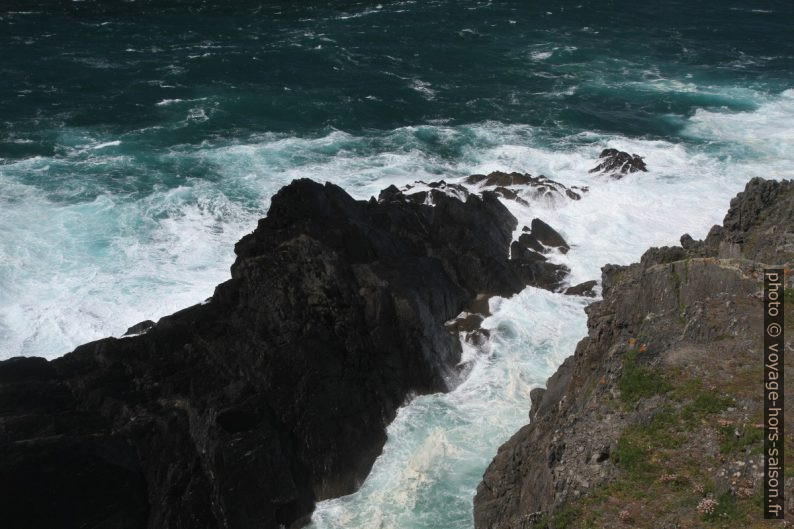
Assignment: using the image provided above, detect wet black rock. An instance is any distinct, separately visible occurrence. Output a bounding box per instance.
[392,180,471,205]
[520,218,571,254]
[588,148,647,178]
[508,218,571,291]
[465,171,588,202]
[564,280,598,297]
[492,186,529,206]
[123,320,155,336]
[466,171,536,187]
[0,178,571,529]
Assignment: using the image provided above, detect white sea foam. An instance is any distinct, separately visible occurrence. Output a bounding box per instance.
[187,107,209,122]
[684,89,794,165]
[307,89,794,528]
[3,90,793,364]
[411,79,437,100]
[310,289,588,529]
[0,174,251,359]
[531,50,553,61]
[463,135,742,285]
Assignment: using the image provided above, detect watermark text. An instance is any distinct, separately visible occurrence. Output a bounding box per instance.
[764,269,785,519]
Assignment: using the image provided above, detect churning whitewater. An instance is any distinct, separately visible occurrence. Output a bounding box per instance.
[4,93,793,360]
[308,90,794,529]
[1,1,793,528]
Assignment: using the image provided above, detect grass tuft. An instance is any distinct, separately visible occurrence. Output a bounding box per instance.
[719,426,763,455]
[618,348,671,404]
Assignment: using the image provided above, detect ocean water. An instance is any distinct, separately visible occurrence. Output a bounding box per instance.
[1,1,793,526]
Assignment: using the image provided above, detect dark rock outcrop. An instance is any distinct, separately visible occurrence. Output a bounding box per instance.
[0,178,570,529]
[123,319,155,336]
[563,280,597,297]
[391,180,471,205]
[474,178,794,528]
[0,357,150,529]
[588,148,647,178]
[508,246,568,292]
[509,218,571,291]
[465,171,588,202]
[466,171,537,187]
[520,218,570,254]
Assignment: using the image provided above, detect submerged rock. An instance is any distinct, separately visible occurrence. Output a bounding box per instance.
[588,148,647,178]
[0,178,571,529]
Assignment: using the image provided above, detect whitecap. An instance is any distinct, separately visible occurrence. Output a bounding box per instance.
[187,107,209,122]
[410,79,436,100]
[91,141,121,150]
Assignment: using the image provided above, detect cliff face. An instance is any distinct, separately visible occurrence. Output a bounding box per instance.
[0,178,572,529]
[474,178,794,528]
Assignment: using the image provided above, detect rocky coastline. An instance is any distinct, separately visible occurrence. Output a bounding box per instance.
[473,178,794,528]
[3,153,790,529]
[0,174,577,529]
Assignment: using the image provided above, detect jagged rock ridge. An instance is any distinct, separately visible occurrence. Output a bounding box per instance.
[465,171,589,203]
[0,178,571,529]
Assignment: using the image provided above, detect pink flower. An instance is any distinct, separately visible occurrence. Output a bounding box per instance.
[696,498,717,516]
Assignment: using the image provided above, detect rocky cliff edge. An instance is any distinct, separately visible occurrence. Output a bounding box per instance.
[474,178,794,528]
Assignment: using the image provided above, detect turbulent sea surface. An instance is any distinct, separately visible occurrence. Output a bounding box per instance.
[1,1,793,527]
